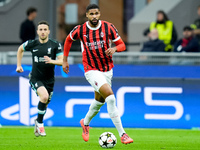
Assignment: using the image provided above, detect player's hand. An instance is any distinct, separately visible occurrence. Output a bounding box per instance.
[44,56,52,64]
[62,61,69,74]
[16,66,24,73]
[105,48,117,56]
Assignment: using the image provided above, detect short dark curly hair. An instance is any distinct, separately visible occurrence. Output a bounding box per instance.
[86,4,99,12]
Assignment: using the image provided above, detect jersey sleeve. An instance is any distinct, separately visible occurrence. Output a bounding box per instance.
[69,25,80,41]
[64,35,73,57]
[109,24,120,42]
[56,42,63,57]
[114,38,126,52]
[22,40,33,51]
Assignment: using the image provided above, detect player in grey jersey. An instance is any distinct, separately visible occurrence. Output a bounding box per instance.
[16,21,63,137]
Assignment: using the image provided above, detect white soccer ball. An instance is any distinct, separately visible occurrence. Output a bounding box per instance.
[99,132,117,148]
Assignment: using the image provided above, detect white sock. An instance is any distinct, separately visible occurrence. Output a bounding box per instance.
[84,100,104,125]
[106,94,125,137]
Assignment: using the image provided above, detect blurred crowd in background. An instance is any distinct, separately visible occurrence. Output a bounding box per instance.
[0,0,199,53]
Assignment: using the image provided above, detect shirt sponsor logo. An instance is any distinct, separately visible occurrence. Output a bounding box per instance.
[34,56,38,63]
[34,56,46,63]
[86,40,105,50]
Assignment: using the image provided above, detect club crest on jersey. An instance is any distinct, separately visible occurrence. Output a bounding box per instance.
[35,83,38,88]
[100,32,104,38]
[95,81,98,86]
[48,48,51,54]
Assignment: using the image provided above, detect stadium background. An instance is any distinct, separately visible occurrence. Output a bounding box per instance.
[0,0,200,130]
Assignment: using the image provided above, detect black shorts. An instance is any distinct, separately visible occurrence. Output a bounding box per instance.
[29,78,54,102]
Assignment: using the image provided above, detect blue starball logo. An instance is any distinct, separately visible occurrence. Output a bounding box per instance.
[1,77,54,126]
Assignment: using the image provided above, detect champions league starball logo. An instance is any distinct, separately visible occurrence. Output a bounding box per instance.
[1,77,54,126]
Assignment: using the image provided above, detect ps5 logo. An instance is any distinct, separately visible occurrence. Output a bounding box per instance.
[65,86,184,120]
[1,77,54,126]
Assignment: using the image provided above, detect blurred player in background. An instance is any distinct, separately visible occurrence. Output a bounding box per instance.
[20,7,37,43]
[62,4,133,144]
[191,5,200,47]
[16,21,63,137]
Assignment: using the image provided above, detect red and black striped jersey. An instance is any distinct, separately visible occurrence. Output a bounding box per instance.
[69,20,121,72]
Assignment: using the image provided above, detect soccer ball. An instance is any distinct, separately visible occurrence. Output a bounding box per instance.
[99,132,117,148]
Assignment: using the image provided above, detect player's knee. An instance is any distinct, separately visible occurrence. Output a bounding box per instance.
[99,84,113,99]
[40,94,49,103]
[105,94,115,105]
[95,95,105,103]
[105,95,117,115]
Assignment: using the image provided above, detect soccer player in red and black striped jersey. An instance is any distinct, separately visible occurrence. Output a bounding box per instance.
[62,4,133,144]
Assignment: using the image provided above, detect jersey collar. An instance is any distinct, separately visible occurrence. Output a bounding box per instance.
[86,20,101,30]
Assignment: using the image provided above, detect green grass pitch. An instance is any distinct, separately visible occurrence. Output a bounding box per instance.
[0,126,200,150]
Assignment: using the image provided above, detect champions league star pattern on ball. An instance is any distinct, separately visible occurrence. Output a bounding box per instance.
[99,132,117,148]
